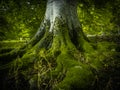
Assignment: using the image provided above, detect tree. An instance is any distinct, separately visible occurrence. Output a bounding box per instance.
[0,0,102,90]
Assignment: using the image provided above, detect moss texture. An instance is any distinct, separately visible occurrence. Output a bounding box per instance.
[1,16,120,90]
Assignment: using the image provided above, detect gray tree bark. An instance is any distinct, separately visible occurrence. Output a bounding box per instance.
[28,0,88,51]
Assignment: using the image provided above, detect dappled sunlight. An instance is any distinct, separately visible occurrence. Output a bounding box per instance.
[0,0,120,90]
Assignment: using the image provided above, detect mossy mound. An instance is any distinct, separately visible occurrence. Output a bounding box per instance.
[54,54,94,90]
[1,40,120,90]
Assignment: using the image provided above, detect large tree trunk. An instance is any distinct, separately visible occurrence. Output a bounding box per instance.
[3,0,95,90]
[0,0,88,61]
[29,0,89,50]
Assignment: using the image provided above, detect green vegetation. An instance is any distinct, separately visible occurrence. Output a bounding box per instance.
[0,0,46,40]
[0,0,120,40]
[0,0,120,90]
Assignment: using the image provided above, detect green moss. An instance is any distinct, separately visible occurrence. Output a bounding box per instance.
[84,41,117,71]
[56,53,79,70]
[59,69,93,89]
[51,52,94,89]
[79,37,94,53]
[4,15,119,90]
[97,41,116,52]
[54,59,94,89]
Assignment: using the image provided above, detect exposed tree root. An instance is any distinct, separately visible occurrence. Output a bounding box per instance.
[1,0,119,89]
[1,16,97,90]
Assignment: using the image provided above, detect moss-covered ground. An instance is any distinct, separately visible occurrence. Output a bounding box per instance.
[0,35,120,90]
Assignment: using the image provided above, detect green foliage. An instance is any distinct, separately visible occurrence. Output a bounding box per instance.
[0,0,46,40]
[77,1,119,35]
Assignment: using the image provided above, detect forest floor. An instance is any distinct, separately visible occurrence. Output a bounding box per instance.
[0,34,120,90]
